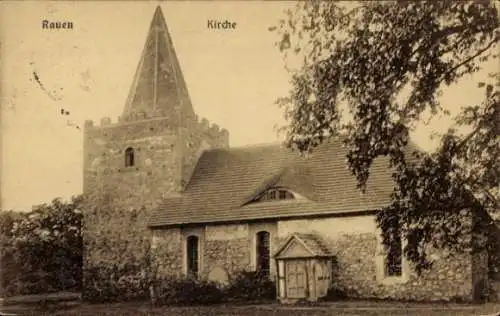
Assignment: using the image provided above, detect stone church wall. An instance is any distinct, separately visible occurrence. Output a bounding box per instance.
[147,211,492,302]
[277,214,477,302]
[151,222,279,284]
[203,234,251,282]
[151,228,183,278]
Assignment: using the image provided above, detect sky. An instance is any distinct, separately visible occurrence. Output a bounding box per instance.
[0,1,496,211]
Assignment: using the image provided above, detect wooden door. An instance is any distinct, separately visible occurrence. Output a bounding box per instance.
[286,260,307,298]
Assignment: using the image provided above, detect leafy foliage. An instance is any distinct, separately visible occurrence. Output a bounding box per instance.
[82,263,152,303]
[0,210,24,296]
[152,277,226,306]
[225,270,276,302]
[272,1,499,271]
[0,196,83,296]
[150,271,275,306]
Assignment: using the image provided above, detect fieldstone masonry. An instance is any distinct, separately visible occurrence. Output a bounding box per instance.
[145,212,491,303]
[203,224,251,277]
[151,228,183,278]
[331,232,473,301]
[149,223,281,282]
[276,214,487,302]
[203,238,251,278]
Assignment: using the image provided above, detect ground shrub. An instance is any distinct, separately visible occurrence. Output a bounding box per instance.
[225,271,276,301]
[152,276,226,306]
[82,264,151,303]
[319,286,348,302]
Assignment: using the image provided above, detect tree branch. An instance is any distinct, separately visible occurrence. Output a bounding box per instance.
[431,24,469,42]
[457,172,498,209]
[440,35,500,81]
[339,4,369,20]
[454,98,497,152]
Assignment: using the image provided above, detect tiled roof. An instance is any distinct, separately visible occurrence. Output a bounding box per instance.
[274,233,332,258]
[294,233,333,257]
[148,137,419,227]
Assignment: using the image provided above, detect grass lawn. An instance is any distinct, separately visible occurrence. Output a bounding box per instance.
[3,301,500,316]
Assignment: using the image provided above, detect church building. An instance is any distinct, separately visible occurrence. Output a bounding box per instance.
[83,6,495,303]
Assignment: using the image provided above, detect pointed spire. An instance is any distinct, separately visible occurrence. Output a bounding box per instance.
[122,5,196,125]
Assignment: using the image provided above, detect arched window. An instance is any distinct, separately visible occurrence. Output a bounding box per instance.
[186,235,199,277]
[256,231,270,276]
[125,147,135,167]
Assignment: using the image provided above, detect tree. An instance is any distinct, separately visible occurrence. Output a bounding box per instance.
[0,210,24,296]
[272,0,499,271]
[2,195,83,295]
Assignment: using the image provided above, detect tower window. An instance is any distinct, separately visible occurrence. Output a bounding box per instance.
[256,231,270,277]
[186,235,199,277]
[125,147,135,167]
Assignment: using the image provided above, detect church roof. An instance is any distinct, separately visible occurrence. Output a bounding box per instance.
[121,6,196,124]
[148,138,420,227]
[274,233,333,259]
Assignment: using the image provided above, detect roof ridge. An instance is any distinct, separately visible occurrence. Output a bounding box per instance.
[205,141,287,152]
[235,141,286,148]
[203,137,351,154]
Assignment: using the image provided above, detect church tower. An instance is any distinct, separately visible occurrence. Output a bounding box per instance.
[81,8,228,296]
[83,6,229,211]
